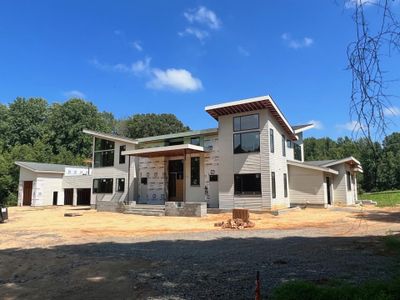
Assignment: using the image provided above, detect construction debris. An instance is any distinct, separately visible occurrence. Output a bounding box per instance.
[64,213,82,217]
[214,218,255,229]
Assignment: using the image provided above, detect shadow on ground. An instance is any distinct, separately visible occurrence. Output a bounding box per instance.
[353,210,400,223]
[0,235,398,300]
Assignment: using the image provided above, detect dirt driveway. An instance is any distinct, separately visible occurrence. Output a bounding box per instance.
[1,206,400,299]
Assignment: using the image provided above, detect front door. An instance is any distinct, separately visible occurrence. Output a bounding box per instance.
[168,160,184,201]
[326,177,332,205]
[23,181,33,206]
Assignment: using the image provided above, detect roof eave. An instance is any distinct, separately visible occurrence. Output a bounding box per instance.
[82,129,138,145]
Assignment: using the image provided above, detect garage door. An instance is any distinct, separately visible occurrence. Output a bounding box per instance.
[64,189,73,205]
[77,189,91,205]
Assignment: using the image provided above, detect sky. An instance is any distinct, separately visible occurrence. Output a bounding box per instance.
[0,0,399,139]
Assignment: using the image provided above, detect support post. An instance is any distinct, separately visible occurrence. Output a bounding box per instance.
[127,155,131,205]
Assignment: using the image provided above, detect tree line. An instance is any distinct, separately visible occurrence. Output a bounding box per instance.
[304,134,400,193]
[0,97,189,206]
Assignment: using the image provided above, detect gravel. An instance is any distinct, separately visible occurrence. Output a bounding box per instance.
[1,228,398,299]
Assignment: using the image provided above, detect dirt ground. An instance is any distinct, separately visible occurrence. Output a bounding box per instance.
[1,206,400,299]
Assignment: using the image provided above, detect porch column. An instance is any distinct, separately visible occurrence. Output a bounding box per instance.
[127,155,131,204]
[72,188,77,206]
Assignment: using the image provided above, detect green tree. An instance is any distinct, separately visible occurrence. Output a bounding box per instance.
[119,113,190,139]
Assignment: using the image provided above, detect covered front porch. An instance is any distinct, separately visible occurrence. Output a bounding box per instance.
[122,144,208,205]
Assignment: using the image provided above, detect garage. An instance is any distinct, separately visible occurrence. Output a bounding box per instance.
[77,188,91,205]
[64,189,73,205]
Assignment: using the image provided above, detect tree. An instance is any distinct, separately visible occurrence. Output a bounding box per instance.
[47,99,115,157]
[119,113,190,139]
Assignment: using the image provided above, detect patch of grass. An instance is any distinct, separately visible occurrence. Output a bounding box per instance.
[359,190,400,207]
[271,278,400,300]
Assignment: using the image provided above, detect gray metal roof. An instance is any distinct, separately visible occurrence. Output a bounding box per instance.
[136,128,218,143]
[292,124,314,131]
[15,161,86,173]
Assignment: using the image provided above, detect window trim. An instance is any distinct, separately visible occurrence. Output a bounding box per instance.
[119,145,126,164]
[270,129,275,153]
[271,172,276,199]
[234,173,262,196]
[233,130,260,154]
[190,156,200,186]
[282,134,286,157]
[93,178,113,194]
[346,171,352,191]
[283,173,288,198]
[233,113,260,132]
[117,178,125,192]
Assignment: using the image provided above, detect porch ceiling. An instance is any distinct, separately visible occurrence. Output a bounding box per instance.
[122,144,206,158]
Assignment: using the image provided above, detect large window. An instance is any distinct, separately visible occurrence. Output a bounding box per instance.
[191,157,200,186]
[270,129,275,153]
[119,145,126,164]
[93,178,113,193]
[233,114,259,132]
[294,143,302,161]
[117,178,125,192]
[94,138,115,168]
[282,134,286,157]
[347,171,352,191]
[167,138,184,146]
[271,172,276,198]
[283,173,288,198]
[234,173,261,196]
[234,131,260,154]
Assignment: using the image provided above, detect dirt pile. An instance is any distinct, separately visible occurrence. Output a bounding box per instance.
[214,218,255,229]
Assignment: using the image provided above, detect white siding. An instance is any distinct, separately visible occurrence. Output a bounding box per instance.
[288,165,325,206]
[331,163,358,205]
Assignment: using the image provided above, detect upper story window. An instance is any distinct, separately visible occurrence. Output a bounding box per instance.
[270,129,275,153]
[233,114,259,132]
[94,138,115,168]
[190,137,201,146]
[119,145,126,164]
[234,131,260,154]
[294,143,302,161]
[282,134,286,157]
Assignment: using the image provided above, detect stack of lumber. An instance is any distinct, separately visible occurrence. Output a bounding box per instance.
[214,209,255,229]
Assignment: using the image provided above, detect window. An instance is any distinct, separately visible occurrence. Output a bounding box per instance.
[191,157,200,186]
[94,138,115,168]
[283,173,288,198]
[117,178,125,192]
[271,172,276,198]
[287,139,292,148]
[294,143,302,161]
[234,174,261,196]
[119,145,126,164]
[282,134,286,157]
[347,171,352,191]
[93,178,113,193]
[270,129,275,153]
[191,137,201,146]
[209,175,218,182]
[167,138,184,146]
[141,178,148,185]
[233,114,259,132]
[234,131,260,154]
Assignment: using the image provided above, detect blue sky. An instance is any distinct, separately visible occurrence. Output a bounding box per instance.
[0,0,399,139]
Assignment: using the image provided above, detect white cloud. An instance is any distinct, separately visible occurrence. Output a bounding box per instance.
[308,120,323,130]
[64,90,86,99]
[184,6,221,29]
[281,33,314,49]
[131,40,143,51]
[178,27,209,42]
[345,0,378,8]
[238,46,250,57]
[336,120,365,131]
[147,68,203,92]
[90,58,202,92]
[384,106,400,117]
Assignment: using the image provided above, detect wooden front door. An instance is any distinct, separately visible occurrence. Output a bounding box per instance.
[168,160,184,201]
[23,181,33,206]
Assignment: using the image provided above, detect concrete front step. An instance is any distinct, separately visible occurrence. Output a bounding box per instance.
[124,206,166,216]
